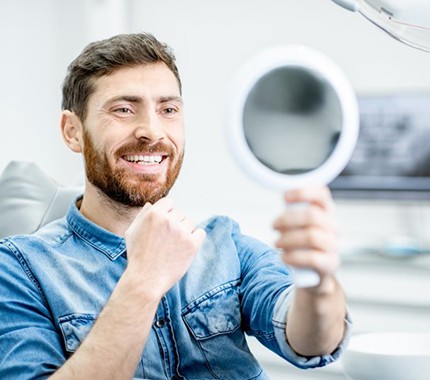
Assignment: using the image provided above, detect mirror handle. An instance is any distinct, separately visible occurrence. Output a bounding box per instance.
[285,201,321,288]
[291,267,320,288]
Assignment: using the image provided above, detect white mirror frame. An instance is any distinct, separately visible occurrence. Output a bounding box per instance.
[227,45,359,191]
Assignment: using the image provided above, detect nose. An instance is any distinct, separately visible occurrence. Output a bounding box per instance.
[134,112,165,142]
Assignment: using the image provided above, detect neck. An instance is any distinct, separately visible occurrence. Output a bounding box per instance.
[79,182,140,236]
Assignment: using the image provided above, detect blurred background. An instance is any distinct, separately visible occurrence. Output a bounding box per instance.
[2,1,430,378]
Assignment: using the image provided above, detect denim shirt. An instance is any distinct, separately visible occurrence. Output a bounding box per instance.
[0,200,351,379]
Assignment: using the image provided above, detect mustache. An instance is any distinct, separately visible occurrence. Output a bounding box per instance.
[115,141,175,157]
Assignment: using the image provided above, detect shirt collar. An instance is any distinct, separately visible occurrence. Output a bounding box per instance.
[66,197,126,261]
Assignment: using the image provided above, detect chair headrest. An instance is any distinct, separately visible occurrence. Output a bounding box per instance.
[0,161,83,239]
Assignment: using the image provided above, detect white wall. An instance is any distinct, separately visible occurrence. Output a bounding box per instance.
[1,0,82,185]
[0,0,131,186]
[2,0,430,249]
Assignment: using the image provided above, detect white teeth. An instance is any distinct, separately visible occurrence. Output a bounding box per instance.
[125,155,163,164]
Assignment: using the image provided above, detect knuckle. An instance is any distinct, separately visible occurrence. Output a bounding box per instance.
[146,207,159,222]
[307,207,319,224]
[306,228,320,247]
[308,253,320,268]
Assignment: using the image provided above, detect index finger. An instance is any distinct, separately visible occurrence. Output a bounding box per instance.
[134,197,174,222]
[283,186,335,212]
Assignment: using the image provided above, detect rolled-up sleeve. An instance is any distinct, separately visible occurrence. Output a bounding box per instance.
[272,287,353,369]
[0,241,66,379]
[233,218,352,370]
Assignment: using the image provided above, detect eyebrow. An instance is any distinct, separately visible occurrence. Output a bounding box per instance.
[159,96,183,105]
[105,95,183,106]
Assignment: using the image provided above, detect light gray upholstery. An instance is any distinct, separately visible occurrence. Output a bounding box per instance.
[0,161,83,239]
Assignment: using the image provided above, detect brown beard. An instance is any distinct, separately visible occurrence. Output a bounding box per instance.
[83,128,183,207]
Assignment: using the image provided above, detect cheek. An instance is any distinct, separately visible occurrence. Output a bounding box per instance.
[85,114,122,153]
[176,137,185,154]
[102,129,129,159]
[84,135,112,165]
[108,139,123,158]
[169,127,185,153]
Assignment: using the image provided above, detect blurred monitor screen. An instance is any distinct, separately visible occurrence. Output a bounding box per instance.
[330,93,430,200]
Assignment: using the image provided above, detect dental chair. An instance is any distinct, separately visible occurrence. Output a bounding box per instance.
[0,161,83,239]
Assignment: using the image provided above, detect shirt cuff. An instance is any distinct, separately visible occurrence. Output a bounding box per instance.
[272,286,353,369]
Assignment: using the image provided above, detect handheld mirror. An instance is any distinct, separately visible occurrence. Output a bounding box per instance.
[227,45,359,287]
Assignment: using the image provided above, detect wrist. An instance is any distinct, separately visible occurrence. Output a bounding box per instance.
[119,266,165,305]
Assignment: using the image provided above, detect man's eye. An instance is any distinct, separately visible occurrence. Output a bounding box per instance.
[163,107,177,115]
[114,107,132,114]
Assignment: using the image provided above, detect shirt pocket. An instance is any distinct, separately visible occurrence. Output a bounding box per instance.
[58,313,97,353]
[58,313,146,377]
[182,281,262,379]
[182,282,241,338]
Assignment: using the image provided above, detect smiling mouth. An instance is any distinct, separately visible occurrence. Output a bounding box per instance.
[123,154,166,165]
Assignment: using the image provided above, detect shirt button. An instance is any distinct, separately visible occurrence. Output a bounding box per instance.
[155,318,165,328]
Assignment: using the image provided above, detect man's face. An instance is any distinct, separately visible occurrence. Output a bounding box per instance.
[81,62,185,207]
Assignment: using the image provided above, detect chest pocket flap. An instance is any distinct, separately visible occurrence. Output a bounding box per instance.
[58,313,97,352]
[182,281,241,339]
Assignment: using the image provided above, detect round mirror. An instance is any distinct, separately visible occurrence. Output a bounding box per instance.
[227,45,359,191]
[226,45,359,287]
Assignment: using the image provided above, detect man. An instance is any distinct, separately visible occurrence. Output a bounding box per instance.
[0,33,351,379]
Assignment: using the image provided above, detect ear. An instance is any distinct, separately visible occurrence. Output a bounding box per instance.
[61,110,83,153]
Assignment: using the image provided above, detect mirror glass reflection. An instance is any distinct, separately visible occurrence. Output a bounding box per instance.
[243,67,343,174]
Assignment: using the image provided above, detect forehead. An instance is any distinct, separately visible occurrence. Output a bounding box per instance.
[90,62,181,102]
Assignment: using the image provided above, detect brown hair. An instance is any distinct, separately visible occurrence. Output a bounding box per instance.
[61,33,181,121]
